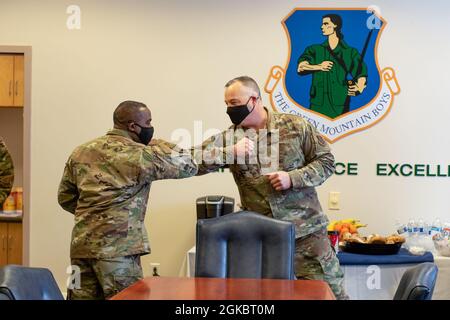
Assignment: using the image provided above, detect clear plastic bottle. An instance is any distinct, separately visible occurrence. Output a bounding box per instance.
[417,218,425,235]
[413,219,420,235]
[424,220,431,237]
[395,219,407,235]
[430,218,443,237]
[443,222,450,238]
[407,219,416,237]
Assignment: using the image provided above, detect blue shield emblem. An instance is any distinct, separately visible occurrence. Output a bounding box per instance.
[265,8,400,142]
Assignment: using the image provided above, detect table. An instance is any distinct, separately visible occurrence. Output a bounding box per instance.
[341,255,450,300]
[338,248,450,300]
[110,276,335,300]
[186,246,450,300]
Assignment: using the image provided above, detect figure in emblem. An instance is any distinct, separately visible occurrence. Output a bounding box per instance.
[297,14,368,118]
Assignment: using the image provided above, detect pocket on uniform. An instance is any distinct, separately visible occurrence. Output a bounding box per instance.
[278,140,303,171]
[294,235,323,280]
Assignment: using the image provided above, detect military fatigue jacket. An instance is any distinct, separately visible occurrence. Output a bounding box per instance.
[298,40,368,107]
[194,108,335,238]
[0,138,14,206]
[58,129,198,259]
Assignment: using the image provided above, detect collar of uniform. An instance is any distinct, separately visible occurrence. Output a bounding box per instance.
[232,106,275,132]
[321,39,349,51]
[106,128,134,140]
[264,106,276,132]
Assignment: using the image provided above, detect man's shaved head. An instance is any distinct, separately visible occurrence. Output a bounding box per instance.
[225,76,261,97]
[224,76,266,129]
[113,100,149,127]
[113,100,153,144]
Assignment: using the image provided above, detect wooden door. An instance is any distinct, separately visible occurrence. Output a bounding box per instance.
[0,223,8,266]
[0,55,14,107]
[7,222,22,264]
[13,55,24,107]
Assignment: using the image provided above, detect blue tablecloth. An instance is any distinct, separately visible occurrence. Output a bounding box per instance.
[337,248,434,265]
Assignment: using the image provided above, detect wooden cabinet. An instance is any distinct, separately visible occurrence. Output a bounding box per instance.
[0,55,14,107]
[13,55,24,107]
[0,221,22,266]
[0,54,24,107]
[0,222,7,266]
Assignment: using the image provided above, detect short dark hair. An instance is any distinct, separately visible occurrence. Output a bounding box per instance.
[225,76,261,97]
[113,100,147,125]
[323,14,344,40]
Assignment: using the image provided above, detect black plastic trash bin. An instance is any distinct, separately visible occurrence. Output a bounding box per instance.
[196,196,234,219]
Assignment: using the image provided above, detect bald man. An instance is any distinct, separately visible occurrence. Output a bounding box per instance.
[193,76,348,300]
[58,100,197,300]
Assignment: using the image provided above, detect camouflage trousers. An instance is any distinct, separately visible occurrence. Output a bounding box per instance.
[295,228,349,300]
[68,255,143,300]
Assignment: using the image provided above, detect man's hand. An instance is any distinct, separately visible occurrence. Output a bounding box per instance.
[347,83,362,96]
[348,78,367,96]
[298,61,333,73]
[265,171,292,191]
[233,137,254,159]
[319,61,333,72]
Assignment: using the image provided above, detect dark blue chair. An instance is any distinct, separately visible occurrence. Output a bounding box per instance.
[195,211,296,280]
[393,262,438,300]
[0,265,64,300]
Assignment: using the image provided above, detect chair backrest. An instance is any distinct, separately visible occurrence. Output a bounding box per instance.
[393,262,438,300]
[196,195,235,219]
[0,265,64,300]
[195,211,295,280]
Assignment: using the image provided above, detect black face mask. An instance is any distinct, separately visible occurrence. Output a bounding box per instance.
[134,124,154,145]
[226,97,256,125]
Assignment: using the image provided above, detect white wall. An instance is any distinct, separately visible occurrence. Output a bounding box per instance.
[0,0,449,289]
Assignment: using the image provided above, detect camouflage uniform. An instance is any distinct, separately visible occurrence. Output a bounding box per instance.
[0,138,14,207]
[295,228,347,299]
[194,107,348,300]
[69,255,143,300]
[58,129,197,299]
